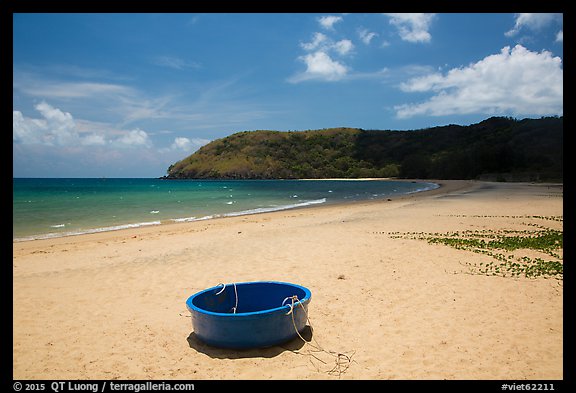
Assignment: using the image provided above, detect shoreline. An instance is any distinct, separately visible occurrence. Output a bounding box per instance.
[13,179,563,379]
[12,179,555,249]
[12,178,443,244]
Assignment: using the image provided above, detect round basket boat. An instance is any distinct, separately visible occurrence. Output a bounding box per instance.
[186,281,311,349]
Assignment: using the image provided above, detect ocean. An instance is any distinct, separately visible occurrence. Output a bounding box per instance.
[13,178,438,241]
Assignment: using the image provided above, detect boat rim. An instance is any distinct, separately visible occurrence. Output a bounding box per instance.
[185,280,312,317]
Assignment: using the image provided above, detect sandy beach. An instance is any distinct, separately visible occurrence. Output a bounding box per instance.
[13,180,563,380]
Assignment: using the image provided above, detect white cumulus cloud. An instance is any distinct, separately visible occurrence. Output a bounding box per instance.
[290,51,348,83]
[35,101,78,146]
[13,110,41,145]
[505,13,563,37]
[171,137,192,150]
[13,102,79,146]
[300,33,354,56]
[300,32,328,51]
[394,45,563,118]
[358,28,378,45]
[384,13,436,43]
[81,134,107,146]
[168,137,211,152]
[333,39,354,56]
[12,101,214,177]
[13,102,154,149]
[291,30,355,82]
[318,15,342,31]
[114,129,152,148]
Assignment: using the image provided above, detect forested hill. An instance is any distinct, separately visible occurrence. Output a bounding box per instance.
[165,116,563,181]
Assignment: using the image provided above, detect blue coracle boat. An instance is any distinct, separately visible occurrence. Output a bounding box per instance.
[186,281,312,349]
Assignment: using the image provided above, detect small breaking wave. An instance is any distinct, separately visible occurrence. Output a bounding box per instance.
[170,198,328,223]
[404,182,440,194]
[224,198,327,217]
[14,221,162,242]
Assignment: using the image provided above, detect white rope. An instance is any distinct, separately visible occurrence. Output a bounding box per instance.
[214,282,238,313]
[284,294,355,377]
[282,295,302,315]
[215,283,226,295]
[212,286,354,376]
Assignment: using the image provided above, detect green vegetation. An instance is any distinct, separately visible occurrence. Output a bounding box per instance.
[388,216,563,279]
[165,116,562,180]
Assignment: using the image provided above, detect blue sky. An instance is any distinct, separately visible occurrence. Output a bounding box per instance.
[13,13,563,177]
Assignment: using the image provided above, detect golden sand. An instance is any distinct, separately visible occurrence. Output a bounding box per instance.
[13,180,563,379]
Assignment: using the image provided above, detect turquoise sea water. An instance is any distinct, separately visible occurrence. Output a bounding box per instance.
[13,178,438,241]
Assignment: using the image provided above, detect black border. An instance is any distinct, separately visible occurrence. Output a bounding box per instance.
[6,1,572,390]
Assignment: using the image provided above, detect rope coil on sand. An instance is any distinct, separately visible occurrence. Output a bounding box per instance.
[213,283,354,376]
[283,294,355,377]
